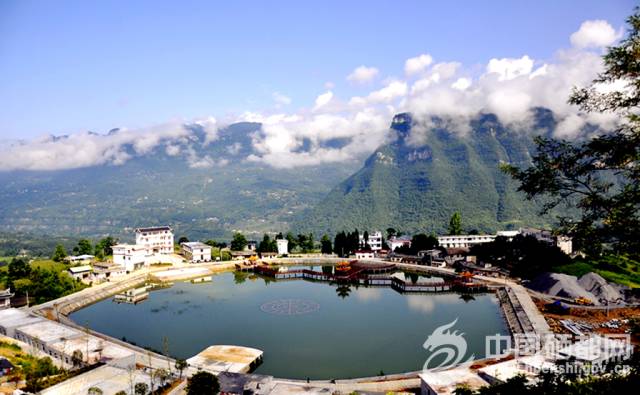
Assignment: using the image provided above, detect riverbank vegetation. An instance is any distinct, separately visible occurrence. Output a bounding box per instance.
[0,257,86,304]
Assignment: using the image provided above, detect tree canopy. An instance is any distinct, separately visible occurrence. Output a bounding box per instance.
[230,232,248,251]
[448,212,463,235]
[503,10,640,258]
[186,371,219,395]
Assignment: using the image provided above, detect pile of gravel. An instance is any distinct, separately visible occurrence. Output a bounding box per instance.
[527,272,600,305]
[577,272,626,304]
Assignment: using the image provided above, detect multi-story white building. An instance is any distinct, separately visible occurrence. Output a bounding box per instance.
[276,239,289,256]
[437,234,496,248]
[112,244,148,272]
[387,235,412,252]
[135,226,174,254]
[359,231,383,251]
[181,242,212,263]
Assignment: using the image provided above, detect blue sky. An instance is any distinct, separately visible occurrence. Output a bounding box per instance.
[0,0,635,139]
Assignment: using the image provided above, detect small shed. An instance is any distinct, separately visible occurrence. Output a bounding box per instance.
[67,265,93,281]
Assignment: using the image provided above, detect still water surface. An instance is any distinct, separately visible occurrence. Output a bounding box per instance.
[71,268,508,379]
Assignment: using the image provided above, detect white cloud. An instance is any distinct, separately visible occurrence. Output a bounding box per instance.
[0,122,192,171]
[347,65,379,84]
[1,17,623,171]
[272,92,292,106]
[486,55,534,81]
[350,80,407,106]
[451,77,472,91]
[313,91,334,111]
[570,20,621,49]
[190,116,219,145]
[405,54,433,75]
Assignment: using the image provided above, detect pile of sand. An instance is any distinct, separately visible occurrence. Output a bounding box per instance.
[528,272,599,304]
[577,272,625,303]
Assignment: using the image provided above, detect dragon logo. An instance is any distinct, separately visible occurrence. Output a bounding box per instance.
[422,318,475,371]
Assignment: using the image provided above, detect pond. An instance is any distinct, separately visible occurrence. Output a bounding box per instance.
[70,267,508,379]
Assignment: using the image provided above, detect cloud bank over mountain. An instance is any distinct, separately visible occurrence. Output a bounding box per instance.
[0,19,624,171]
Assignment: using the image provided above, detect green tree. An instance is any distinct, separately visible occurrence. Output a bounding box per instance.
[448,212,463,235]
[95,236,117,257]
[134,382,149,395]
[386,227,397,239]
[175,358,188,380]
[504,11,640,258]
[230,232,248,251]
[8,258,31,280]
[186,371,219,395]
[76,239,93,255]
[258,234,277,253]
[178,236,190,244]
[285,232,298,251]
[204,240,219,248]
[52,243,67,262]
[320,234,333,254]
[87,387,103,395]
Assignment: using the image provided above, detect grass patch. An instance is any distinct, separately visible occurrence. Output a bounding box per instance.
[554,261,594,277]
[553,255,640,288]
[30,259,68,273]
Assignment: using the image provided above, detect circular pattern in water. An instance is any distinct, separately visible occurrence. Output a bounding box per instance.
[260,298,320,315]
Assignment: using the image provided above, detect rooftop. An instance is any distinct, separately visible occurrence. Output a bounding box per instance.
[40,364,149,395]
[49,335,134,364]
[68,265,93,273]
[0,309,45,330]
[17,320,82,344]
[66,255,95,261]
[135,226,172,233]
[181,241,211,249]
[419,367,488,395]
[187,345,263,374]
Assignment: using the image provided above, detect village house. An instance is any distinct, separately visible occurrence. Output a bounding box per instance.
[386,235,412,252]
[181,241,212,263]
[112,243,149,272]
[135,226,174,254]
[246,240,258,251]
[0,309,45,337]
[91,261,127,282]
[355,250,375,259]
[67,265,93,282]
[437,234,496,249]
[14,320,84,362]
[64,254,95,264]
[359,231,383,251]
[0,288,13,309]
[276,238,289,256]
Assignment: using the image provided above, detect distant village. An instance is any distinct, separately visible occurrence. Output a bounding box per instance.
[27,225,572,289]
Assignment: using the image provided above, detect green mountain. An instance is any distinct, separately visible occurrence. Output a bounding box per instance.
[294,110,564,236]
[0,122,359,241]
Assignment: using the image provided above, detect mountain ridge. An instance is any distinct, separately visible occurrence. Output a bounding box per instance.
[292,109,565,236]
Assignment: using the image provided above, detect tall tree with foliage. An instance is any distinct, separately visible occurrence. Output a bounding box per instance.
[230,232,248,251]
[448,212,463,235]
[186,371,219,395]
[320,234,333,254]
[503,11,640,258]
[258,234,277,253]
[285,232,298,251]
[51,243,67,262]
[75,239,93,255]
